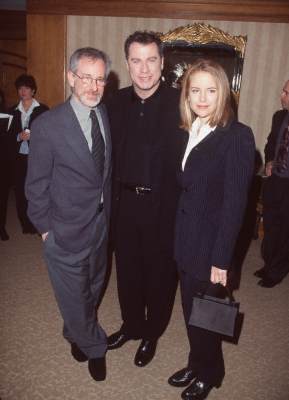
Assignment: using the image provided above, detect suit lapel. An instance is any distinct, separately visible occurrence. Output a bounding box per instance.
[98,103,111,184]
[61,101,98,180]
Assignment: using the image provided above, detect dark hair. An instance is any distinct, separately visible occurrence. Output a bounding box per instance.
[69,47,111,78]
[124,30,164,59]
[15,74,37,93]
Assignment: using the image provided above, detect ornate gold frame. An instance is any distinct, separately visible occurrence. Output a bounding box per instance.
[160,23,247,106]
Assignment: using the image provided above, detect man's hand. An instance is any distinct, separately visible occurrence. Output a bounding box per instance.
[42,232,49,241]
[265,161,273,177]
[210,266,227,286]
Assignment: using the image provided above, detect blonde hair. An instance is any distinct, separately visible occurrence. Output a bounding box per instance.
[180,59,233,132]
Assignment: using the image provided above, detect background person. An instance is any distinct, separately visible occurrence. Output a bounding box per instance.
[254,79,289,287]
[25,47,112,381]
[168,59,255,400]
[9,74,48,234]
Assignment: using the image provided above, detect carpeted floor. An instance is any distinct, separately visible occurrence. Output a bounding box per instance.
[0,194,289,400]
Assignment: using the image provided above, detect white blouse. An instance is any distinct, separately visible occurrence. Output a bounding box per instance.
[182,118,216,171]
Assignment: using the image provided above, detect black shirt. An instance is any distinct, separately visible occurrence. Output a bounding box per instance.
[121,84,162,185]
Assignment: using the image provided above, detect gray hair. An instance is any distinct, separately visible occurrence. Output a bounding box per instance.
[69,47,111,78]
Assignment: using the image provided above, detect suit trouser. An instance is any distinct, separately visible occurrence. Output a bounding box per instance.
[115,189,178,341]
[15,154,35,230]
[262,174,289,283]
[43,212,108,359]
[179,271,225,386]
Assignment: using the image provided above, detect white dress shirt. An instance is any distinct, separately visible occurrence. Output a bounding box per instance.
[182,118,216,171]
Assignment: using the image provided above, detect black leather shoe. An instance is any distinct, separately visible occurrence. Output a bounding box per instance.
[181,380,214,400]
[168,367,196,387]
[107,330,131,350]
[254,267,266,278]
[258,277,279,288]
[88,357,106,381]
[134,339,157,367]
[71,342,88,362]
[0,228,9,241]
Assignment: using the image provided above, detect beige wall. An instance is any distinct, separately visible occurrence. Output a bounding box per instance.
[67,16,289,158]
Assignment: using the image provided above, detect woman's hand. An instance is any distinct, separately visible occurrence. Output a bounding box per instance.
[210,266,227,286]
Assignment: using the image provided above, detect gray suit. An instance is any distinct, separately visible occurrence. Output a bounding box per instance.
[26,99,111,358]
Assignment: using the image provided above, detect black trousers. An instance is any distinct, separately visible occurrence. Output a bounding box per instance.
[262,174,289,283]
[114,189,178,341]
[179,271,225,386]
[15,154,35,231]
[0,160,14,230]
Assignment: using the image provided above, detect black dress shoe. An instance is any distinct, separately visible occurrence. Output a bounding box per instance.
[258,277,279,288]
[254,267,266,278]
[0,227,9,241]
[134,339,157,367]
[107,330,131,350]
[181,380,214,400]
[71,342,88,362]
[168,367,196,387]
[88,357,106,381]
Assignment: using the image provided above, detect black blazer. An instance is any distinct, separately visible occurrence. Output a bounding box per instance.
[264,109,288,164]
[174,119,255,281]
[26,99,112,253]
[107,84,187,254]
[9,102,49,153]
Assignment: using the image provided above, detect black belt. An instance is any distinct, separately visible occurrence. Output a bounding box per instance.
[121,183,152,195]
[97,203,104,213]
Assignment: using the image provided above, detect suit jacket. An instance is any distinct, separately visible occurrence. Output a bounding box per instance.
[26,99,112,253]
[9,102,49,153]
[107,84,187,254]
[264,109,288,164]
[174,119,255,281]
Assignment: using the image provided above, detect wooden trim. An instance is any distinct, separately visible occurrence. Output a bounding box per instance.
[27,0,289,23]
[2,62,26,71]
[0,10,26,40]
[27,14,67,107]
[0,50,27,60]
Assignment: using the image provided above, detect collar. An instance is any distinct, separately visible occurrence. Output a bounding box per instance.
[16,98,40,113]
[190,117,216,137]
[130,81,162,104]
[70,95,99,121]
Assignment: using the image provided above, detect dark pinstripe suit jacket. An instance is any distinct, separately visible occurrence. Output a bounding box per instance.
[174,119,255,281]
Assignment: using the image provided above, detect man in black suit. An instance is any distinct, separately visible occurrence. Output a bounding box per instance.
[106,31,185,367]
[26,48,112,380]
[255,79,289,287]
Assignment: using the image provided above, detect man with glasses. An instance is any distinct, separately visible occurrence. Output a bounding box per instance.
[26,47,112,381]
[107,31,185,367]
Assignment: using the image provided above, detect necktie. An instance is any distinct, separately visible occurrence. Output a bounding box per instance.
[90,109,105,179]
[275,124,289,173]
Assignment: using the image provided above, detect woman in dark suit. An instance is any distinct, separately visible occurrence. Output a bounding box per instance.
[9,74,48,233]
[168,59,255,400]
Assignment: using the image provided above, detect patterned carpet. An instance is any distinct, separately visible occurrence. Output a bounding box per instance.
[0,195,289,400]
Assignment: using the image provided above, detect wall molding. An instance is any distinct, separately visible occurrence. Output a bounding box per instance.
[27,0,289,22]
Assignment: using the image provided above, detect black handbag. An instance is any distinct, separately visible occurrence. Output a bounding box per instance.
[188,285,239,337]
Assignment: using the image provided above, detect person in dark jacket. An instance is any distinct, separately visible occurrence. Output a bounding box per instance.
[254,79,289,287]
[9,74,48,233]
[0,90,15,240]
[168,59,255,400]
[106,31,185,367]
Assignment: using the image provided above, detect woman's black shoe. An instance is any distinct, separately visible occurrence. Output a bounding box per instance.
[0,228,9,241]
[181,380,215,400]
[168,367,196,387]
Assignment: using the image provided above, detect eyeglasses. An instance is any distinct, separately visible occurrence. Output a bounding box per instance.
[73,72,106,87]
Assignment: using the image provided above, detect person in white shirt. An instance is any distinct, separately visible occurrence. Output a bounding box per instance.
[9,74,48,234]
[168,59,255,400]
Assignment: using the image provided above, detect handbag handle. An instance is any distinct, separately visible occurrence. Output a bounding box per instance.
[198,283,235,303]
